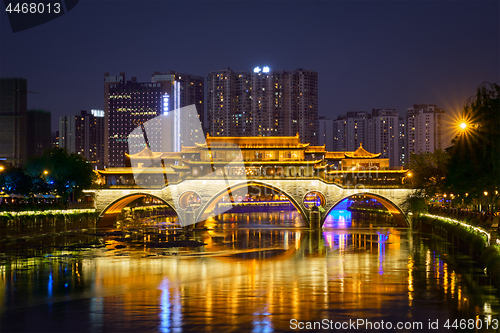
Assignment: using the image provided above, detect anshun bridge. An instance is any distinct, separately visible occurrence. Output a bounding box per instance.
[86,134,414,227]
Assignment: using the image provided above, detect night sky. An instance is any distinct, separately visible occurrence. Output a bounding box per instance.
[1,1,498,139]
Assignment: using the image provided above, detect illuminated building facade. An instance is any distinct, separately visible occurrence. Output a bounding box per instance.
[98,134,406,187]
[104,72,204,167]
[398,117,406,168]
[207,67,318,144]
[405,104,445,165]
[366,109,399,169]
[59,110,105,169]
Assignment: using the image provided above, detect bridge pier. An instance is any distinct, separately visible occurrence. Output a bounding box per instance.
[310,206,321,229]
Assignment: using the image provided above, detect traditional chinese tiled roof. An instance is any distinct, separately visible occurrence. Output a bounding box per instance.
[305,145,326,153]
[324,152,348,159]
[196,133,310,149]
[125,147,162,159]
[344,143,381,158]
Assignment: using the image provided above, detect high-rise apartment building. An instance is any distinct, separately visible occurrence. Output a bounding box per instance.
[405,104,445,165]
[366,109,399,168]
[333,116,346,151]
[207,67,318,144]
[318,116,333,151]
[27,109,51,158]
[0,78,27,166]
[104,72,204,167]
[59,110,105,169]
[398,117,406,168]
[345,111,370,151]
[333,109,400,168]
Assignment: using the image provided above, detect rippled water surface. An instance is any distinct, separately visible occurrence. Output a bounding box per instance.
[1,211,499,332]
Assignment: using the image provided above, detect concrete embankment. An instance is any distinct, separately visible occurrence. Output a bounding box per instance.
[0,210,98,239]
[414,214,500,287]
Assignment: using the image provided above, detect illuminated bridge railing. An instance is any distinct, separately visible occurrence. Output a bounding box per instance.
[97,172,408,189]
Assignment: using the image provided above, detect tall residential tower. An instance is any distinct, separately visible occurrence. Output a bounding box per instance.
[207,67,318,144]
[405,104,445,165]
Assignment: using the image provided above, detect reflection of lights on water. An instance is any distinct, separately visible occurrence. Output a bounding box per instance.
[377,232,388,275]
[407,255,414,306]
[322,231,350,252]
[90,297,104,330]
[252,310,273,333]
[48,271,53,297]
[323,210,352,228]
[159,279,182,333]
[159,279,171,333]
[484,302,492,315]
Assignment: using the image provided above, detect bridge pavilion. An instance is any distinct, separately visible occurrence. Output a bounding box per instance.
[96,134,407,188]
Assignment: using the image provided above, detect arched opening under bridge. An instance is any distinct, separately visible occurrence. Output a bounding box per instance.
[196,181,307,228]
[323,193,408,228]
[98,193,178,227]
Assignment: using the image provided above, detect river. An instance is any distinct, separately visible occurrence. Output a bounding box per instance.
[0,210,499,332]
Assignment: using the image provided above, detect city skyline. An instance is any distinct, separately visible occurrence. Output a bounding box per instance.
[1,1,497,138]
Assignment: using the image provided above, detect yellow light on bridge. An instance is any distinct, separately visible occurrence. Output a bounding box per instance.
[460,122,467,130]
[484,191,488,196]
[407,172,412,177]
[43,170,49,175]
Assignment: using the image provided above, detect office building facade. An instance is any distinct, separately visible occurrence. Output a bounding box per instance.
[104,72,204,167]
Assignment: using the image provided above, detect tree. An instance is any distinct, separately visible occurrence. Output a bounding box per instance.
[446,82,500,199]
[0,164,32,195]
[408,149,449,198]
[25,148,96,200]
[402,191,428,216]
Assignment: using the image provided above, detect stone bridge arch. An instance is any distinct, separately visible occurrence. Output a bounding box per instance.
[195,180,309,227]
[97,192,179,226]
[323,192,409,227]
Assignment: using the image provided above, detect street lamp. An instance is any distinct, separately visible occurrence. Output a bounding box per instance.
[456,117,472,138]
[43,170,49,176]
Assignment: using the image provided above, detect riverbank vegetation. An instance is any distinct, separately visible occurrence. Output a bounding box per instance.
[407,82,499,214]
[0,148,96,210]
